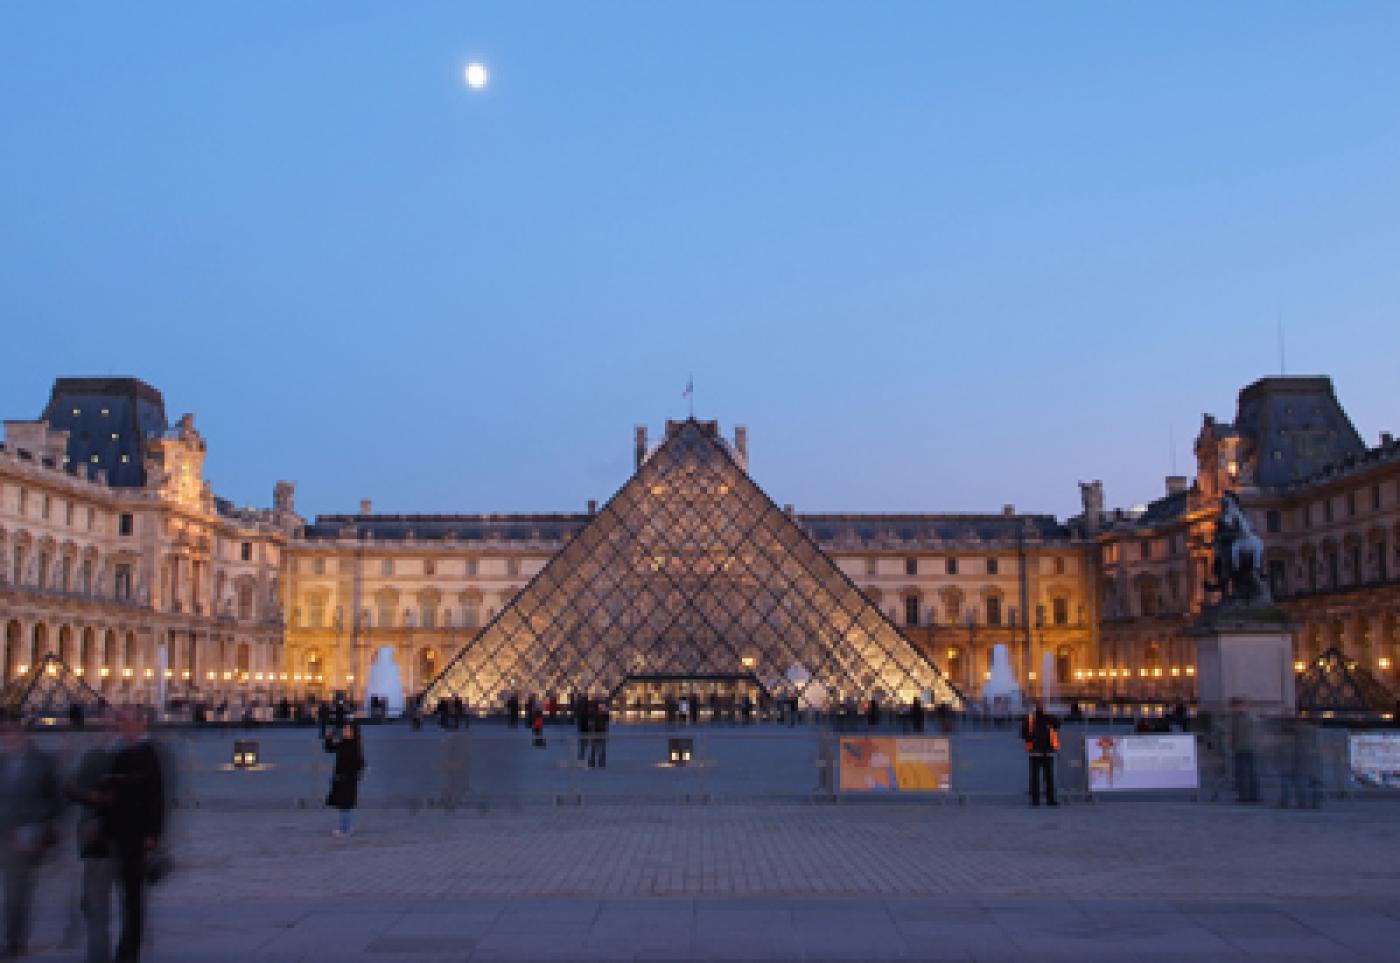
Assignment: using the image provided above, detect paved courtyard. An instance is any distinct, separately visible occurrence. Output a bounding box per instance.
[15,796,1400,961]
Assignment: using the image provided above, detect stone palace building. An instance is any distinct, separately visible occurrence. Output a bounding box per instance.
[1,375,1395,710]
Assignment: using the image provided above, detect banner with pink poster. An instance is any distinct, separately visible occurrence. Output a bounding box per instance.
[1086,734,1198,792]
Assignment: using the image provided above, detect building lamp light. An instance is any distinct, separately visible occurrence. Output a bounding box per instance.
[122,667,133,678]
[1294,660,1306,673]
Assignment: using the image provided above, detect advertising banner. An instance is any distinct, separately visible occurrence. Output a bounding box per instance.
[1085,734,1198,792]
[1349,732,1400,789]
[838,736,952,792]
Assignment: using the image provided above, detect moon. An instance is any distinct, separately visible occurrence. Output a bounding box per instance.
[464,62,489,90]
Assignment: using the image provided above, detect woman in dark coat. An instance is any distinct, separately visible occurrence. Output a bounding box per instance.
[325,723,365,836]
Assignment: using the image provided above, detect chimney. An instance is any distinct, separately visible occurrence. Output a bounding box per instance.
[783,503,794,516]
[1165,475,1188,496]
[634,425,648,470]
[587,499,597,515]
[1383,432,1394,447]
[1002,504,1015,516]
[359,498,373,515]
[734,425,748,468]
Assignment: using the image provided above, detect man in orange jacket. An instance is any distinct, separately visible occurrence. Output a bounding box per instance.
[1020,699,1059,806]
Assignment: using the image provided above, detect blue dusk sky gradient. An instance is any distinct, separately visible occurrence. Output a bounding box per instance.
[2,2,1397,520]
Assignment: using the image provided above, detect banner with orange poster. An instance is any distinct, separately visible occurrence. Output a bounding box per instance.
[838,736,952,792]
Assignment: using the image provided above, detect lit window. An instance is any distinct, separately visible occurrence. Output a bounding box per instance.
[110,432,118,440]
[72,408,80,416]
[120,454,130,464]
[100,408,109,416]
[89,454,99,463]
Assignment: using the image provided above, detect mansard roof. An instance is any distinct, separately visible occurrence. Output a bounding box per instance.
[796,513,1069,546]
[1233,376,1366,488]
[1131,490,1190,527]
[304,511,1069,545]
[303,513,592,543]
[40,377,168,488]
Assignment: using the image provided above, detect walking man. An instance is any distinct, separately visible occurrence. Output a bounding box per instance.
[104,706,166,961]
[1020,700,1059,807]
[0,720,59,958]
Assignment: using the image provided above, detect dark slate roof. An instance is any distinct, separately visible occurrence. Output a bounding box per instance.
[305,511,1071,545]
[796,513,1070,544]
[1133,490,1189,527]
[40,377,168,488]
[1233,377,1366,488]
[304,514,593,542]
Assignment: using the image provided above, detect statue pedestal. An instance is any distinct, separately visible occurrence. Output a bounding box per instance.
[1189,606,1296,714]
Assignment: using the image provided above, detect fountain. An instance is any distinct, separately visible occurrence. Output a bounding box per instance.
[982,643,1021,704]
[1041,650,1057,703]
[365,646,406,717]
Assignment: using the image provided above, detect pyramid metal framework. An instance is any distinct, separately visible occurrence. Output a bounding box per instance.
[1296,646,1396,717]
[0,653,107,721]
[423,419,962,709]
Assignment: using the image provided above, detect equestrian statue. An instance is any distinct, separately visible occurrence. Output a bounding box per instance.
[1205,491,1270,605]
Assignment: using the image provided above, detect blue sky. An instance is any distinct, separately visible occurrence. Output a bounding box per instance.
[2,2,1397,519]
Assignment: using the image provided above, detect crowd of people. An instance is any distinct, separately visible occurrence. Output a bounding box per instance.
[0,706,166,962]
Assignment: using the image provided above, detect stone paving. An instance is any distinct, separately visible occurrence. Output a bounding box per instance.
[13,797,1400,961]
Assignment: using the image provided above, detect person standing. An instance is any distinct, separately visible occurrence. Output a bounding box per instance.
[574,696,592,764]
[65,737,116,963]
[0,721,60,958]
[325,723,365,836]
[102,706,166,962]
[1229,697,1260,803]
[589,699,609,769]
[1020,700,1059,807]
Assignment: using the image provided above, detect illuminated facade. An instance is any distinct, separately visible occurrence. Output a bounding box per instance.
[1092,376,1400,701]
[1,379,289,705]
[3,374,1394,709]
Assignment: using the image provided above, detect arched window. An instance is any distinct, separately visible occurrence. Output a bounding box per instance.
[4,621,21,679]
[1056,645,1072,684]
[81,627,95,678]
[944,645,963,685]
[30,624,47,666]
[1052,596,1070,625]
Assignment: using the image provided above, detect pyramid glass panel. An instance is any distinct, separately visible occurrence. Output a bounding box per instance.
[423,420,961,710]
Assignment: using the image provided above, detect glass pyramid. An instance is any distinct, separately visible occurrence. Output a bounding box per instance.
[0,653,107,722]
[424,420,962,710]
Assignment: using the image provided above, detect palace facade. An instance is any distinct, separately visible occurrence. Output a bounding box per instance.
[1,375,1395,709]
